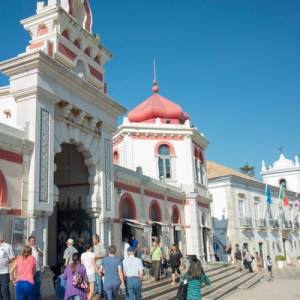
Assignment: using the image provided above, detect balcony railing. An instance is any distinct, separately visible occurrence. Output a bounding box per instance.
[239,217,253,228]
[255,218,267,228]
[280,220,292,229]
[294,221,300,229]
[268,219,279,229]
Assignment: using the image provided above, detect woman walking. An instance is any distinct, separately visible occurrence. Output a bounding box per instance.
[243,249,253,273]
[180,259,211,300]
[266,255,274,279]
[169,245,183,285]
[81,243,97,300]
[10,245,37,300]
[63,253,88,300]
[255,252,263,273]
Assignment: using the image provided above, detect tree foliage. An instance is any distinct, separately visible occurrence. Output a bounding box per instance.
[239,163,255,177]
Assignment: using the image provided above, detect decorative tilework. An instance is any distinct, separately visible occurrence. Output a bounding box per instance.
[105,139,112,211]
[39,109,49,202]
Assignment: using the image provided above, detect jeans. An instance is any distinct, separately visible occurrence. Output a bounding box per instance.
[152,261,160,280]
[68,296,81,300]
[245,261,253,273]
[103,284,120,300]
[0,273,10,300]
[125,278,142,300]
[34,271,41,299]
[16,281,36,300]
[95,272,103,294]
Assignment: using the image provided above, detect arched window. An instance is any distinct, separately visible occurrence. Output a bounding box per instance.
[122,199,131,219]
[151,205,158,222]
[279,179,287,189]
[202,213,207,225]
[74,0,87,27]
[158,145,171,179]
[113,151,119,164]
[172,210,178,224]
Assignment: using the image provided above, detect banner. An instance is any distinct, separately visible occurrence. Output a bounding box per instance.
[11,218,25,256]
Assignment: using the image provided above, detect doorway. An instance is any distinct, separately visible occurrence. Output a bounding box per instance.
[283,238,287,258]
[202,229,208,262]
[173,227,178,246]
[258,242,264,268]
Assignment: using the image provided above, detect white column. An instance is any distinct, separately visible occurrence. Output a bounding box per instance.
[100,219,105,245]
[29,215,37,237]
[108,222,112,246]
[42,216,49,267]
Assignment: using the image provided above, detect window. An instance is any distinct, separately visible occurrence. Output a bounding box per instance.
[272,242,276,254]
[195,159,199,183]
[254,203,259,219]
[279,179,287,189]
[294,241,297,251]
[267,205,273,220]
[289,208,293,221]
[243,243,248,250]
[158,145,171,179]
[239,201,244,217]
[122,199,131,219]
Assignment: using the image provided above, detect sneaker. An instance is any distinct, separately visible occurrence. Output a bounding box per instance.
[170,282,175,285]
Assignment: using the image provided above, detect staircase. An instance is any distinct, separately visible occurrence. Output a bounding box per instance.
[118,264,264,300]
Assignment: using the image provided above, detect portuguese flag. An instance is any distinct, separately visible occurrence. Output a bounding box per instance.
[280,187,289,207]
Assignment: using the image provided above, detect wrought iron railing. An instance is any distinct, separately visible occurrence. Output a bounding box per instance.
[255,218,267,228]
[294,221,300,229]
[280,220,292,229]
[239,217,253,227]
[268,219,279,229]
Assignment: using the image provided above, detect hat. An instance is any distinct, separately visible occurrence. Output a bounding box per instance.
[66,239,74,244]
[77,238,84,243]
[127,247,135,252]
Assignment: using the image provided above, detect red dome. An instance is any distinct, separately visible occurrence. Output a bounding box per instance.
[127,93,191,124]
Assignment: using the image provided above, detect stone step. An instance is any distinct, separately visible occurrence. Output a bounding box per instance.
[238,273,264,289]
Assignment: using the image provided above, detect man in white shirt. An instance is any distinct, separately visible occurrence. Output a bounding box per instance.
[123,237,130,260]
[0,231,15,300]
[28,236,43,300]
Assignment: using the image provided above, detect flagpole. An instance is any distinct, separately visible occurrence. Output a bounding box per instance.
[263,184,267,219]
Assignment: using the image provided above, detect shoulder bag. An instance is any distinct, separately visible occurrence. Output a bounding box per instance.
[176,274,188,300]
[72,263,89,289]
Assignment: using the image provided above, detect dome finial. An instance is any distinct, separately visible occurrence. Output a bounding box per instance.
[152,60,159,93]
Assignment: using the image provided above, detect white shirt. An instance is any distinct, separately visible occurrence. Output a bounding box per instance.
[123,242,130,260]
[30,245,43,272]
[81,252,96,275]
[0,242,15,274]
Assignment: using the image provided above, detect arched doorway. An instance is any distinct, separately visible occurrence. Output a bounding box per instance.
[201,212,208,263]
[121,198,133,239]
[171,206,181,248]
[149,200,163,245]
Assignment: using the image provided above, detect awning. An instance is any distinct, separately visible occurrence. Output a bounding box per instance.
[173,224,181,231]
[120,219,152,233]
[152,221,169,232]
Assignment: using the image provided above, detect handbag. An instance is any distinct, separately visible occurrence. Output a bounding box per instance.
[72,263,89,289]
[176,282,187,300]
[179,265,184,271]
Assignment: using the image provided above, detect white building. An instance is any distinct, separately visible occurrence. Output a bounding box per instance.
[208,158,300,268]
[0,0,214,298]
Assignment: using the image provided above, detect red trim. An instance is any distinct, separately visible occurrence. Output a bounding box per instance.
[184,200,189,205]
[84,48,91,57]
[113,148,120,164]
[104,82,108,94]
[119,193,137,219]
[114,182,140,194]
[48,42,53,58]
[62,30,70,40]
[192,141,204,151]
[55,59,71,70]
[39,27,49,36]
[132,135,183,141]
[58,42,77,62]
[144,190,164,200]
[113,139,123,147]
[69,0,75,17]
[29,41,44,50]
[197,201,209,209]
[74,40,81,49]
[185,225,191,229]
[7,209,21,216]
[199,150,204,164]
[94,56,100,64]
[168,197,182,205]
[171,204,181,225]
[154,141,176,156]
[149,199,162,222]
[88,65,103,82]
[0,170,9,209]
[88,81,101,90]
[0,149,22,164]
[114,219,120,223]
[83,0,92,32]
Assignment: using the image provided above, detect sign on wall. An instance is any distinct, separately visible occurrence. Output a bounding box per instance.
[213,236,218,243]
[213,243,219,251]
[117,188,122,195]
[11,218,25,256]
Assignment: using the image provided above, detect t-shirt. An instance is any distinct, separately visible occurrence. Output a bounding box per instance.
[129,239,139,250]
[78,246,86,256]
[151,247,162,261]
[55,274,67,299]
[123,242,130,260]
[16,256,36,285]
[267,258,272,266]
[0,242,15,274]
[234,248,242,260]
[63,246,78,265]
[169,251,183,266]
[226,240,231,248]
[141,254,152,262]
[245,252,252,262]
[94,243,106,268]
[101,256,122,285]
[30,245,43,272]
[81,252,96,275]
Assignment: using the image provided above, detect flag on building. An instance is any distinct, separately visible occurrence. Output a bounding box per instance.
[280,187,289,207]
[266,185,272,204]
[295,194,299,208]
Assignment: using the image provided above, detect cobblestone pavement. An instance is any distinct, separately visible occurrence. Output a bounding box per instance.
[221,267,300,300]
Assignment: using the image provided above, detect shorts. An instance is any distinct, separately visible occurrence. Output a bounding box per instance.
[227,248,232,254]
[171,265,181,275]
[103,283,120,300]
[88,273,96,283]
[268,266,272,272]
[234,259,244,269]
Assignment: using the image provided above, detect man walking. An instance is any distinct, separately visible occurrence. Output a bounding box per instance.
[123,247,144,300]
[0,231,15,300]
[93,234,106,298]
[77,238,86,256]
[99,245,125,300]
[63,239,78,265]
[129,234,141,257]
[225,237,232,262]
[150,241,163,281]
[123,237,130,260]
[233,244,245,272]
[28,236,43,300]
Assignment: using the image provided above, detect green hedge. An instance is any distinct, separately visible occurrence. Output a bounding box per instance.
[275,255,286,262]
[297,256,300,260]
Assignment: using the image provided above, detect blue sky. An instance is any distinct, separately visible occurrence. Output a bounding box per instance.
[0,0,299,179]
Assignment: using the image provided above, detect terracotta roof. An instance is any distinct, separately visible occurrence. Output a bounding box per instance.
[207,160,262,184]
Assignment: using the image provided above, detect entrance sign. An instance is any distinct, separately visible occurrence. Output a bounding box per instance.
[213,236,218,243]
[117,188,122,195]
[174,225,181,231]
[11,218,25,256]
[213,243,219,250]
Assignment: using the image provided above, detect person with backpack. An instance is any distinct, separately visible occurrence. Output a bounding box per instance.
[233,244,245,272]
[266,255,274,279]
[243,249,253,273]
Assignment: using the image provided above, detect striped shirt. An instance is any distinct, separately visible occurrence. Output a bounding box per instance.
[180,272,211,300]
[123,255,144,277]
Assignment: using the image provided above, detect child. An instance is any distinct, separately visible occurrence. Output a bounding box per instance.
[266,255,274,279]
[55,265,67,300]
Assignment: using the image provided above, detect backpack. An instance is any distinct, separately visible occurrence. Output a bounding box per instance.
[235,250,241,260]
